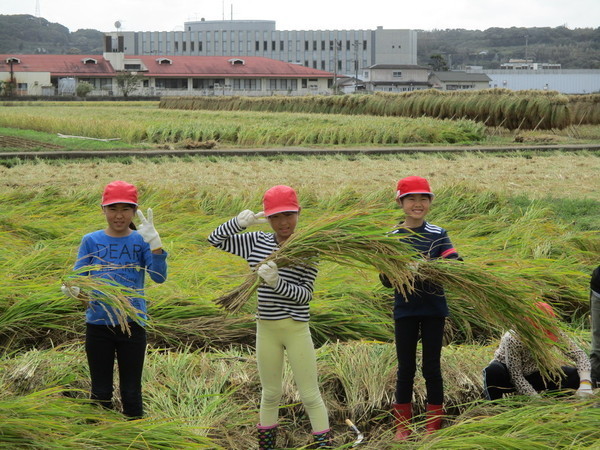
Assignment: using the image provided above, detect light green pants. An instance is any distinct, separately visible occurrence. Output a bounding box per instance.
[256,318,329,432]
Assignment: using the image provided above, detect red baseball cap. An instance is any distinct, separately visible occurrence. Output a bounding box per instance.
[396,176,434,200]
[263,185,299,217]
[101,180,138,206]
[531,301,558,342]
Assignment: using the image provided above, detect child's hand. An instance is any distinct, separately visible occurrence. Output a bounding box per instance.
[137,208,163,251]
[236,210,268,228]
[257,261,279,288]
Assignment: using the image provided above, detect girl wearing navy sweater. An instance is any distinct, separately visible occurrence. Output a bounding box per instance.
[380,176,460,440]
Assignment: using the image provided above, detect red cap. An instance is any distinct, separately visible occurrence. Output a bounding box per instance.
[532,301,558,342]
[101,180,138,206]
[263,185,299,217]
[396,176,434,200]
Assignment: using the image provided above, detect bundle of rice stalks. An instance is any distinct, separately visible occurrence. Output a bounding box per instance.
[62,264,148,334]
[213,208,420,313]
[214,207,565,375]
[417,258,565,375]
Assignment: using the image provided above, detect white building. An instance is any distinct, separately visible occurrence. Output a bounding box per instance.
[106,20,417,78]
[485,70,600,94]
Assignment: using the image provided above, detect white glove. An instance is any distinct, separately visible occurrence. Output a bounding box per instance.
[61,284,80,299]
[136,208,163,251]
[236,210,267,228]
[257,261,279,288]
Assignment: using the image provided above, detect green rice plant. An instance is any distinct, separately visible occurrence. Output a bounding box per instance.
[0,387,218,448]
[417,397,600,449]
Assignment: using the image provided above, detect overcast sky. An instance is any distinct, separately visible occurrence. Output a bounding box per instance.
[2,0,599,32]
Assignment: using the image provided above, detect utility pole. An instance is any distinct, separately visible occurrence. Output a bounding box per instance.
[353,40,359,92]
[333,39,338,94]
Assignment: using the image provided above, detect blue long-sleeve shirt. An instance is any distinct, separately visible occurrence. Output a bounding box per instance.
[74,230,167,325]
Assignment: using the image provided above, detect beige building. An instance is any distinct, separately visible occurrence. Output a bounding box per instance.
[0,53,334,97]
[429,72,491,91]
[362,64,431,92]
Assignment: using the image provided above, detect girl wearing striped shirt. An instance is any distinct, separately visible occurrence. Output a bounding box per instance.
[208,185,331,449]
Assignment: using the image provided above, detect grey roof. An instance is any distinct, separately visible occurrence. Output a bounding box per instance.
[368,64,430,70]
[431,71,491,82]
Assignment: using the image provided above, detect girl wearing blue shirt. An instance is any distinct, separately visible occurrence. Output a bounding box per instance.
[62,180,167,418]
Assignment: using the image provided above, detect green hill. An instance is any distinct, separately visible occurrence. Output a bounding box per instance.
[0,14,103,54]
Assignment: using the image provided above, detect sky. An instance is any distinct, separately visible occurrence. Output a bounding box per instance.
[2,0,599,32]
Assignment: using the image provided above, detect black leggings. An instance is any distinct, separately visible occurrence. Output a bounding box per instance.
[394,316,445,405]
[85,323,147,418]
[483,360,581,400]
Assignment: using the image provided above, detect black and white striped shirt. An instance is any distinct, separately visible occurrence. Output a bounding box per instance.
[208,217,318,321]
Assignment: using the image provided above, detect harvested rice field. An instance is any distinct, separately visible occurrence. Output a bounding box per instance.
[1,100,599,449]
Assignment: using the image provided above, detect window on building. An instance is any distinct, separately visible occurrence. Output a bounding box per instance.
[280,79,287,90]
[280,40,284,51]
[191,41,195,52]
[302,79,308,88]
[321,41,325,51]
[346,40,350,50]
[183,42,187,52]
[174,42,179,51]
[338,60,342,71]
[264,41,268,51]
[270,79,277,90]
[272,41,276,51]
[313,61,317,68]
[304,60,309,67]
[305,41,309,51]
[256,41,260,51]
[313,41,317,51]
[124,64,141,70]
[321,61,325,70]
[290,79,297,90]
[393,71,402,78]
[363,40,367,50]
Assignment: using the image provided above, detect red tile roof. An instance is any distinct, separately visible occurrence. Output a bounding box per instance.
[136,55,332,78]
[0,55,115,77]
[0,54,333,79]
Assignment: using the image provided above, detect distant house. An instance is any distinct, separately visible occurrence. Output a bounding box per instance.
[362,64,430,92]
[429,71,491,91]
[0,53,335,97]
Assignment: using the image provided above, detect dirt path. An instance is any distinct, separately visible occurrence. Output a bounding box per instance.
[0,143,599,159]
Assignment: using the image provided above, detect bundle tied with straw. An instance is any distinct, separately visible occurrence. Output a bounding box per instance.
[62,264,148,335]
[214,206,566,376]
[214,208,422,313]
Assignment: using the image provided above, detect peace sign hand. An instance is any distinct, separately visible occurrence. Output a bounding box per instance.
[136,208,163,251]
